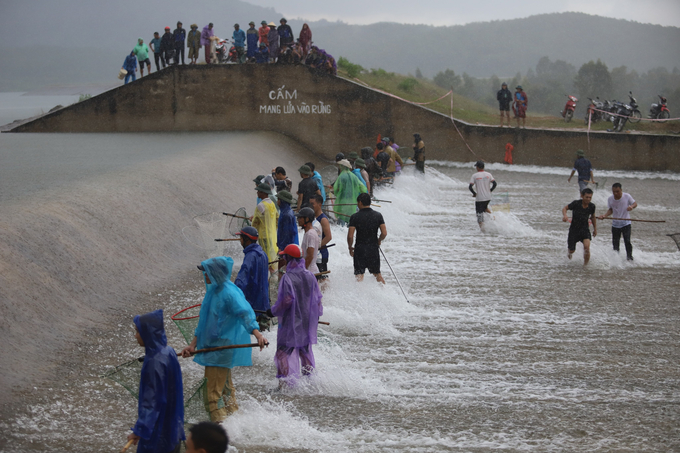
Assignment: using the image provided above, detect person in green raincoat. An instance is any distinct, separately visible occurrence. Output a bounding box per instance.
[332,159,367,225]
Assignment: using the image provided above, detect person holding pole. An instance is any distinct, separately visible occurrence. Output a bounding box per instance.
[234,226,272,330]
[348,192,386,283]
[597,182,637,261]
[562,188,597,265]
[128,309,185,452]
[181,257,268,422]
[266,244,323,384]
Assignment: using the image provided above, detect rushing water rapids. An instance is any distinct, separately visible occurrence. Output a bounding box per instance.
[0,118,679,451]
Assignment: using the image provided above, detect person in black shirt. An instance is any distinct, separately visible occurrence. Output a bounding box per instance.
[497,82,512,127]
[562,188,597,265]
[160,27,175,65]
[296,165,320,209]
[348,193,387,283]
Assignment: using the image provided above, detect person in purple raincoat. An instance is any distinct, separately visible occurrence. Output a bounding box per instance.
[200,23,214,64]
[267,244,323,384]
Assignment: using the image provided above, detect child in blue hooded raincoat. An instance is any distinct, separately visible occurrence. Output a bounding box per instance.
[129,309,184,453]
[181,256,268,422]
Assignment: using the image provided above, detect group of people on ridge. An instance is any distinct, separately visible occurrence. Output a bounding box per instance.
[122,19,335,85]
[497,82,528,128]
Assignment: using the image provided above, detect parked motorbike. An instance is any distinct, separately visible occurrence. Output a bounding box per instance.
[585,97,606,124]
[601,99,617,122]
[227,45,246,63]
[627,92,642,123]
[611,99,633,132]
[561,95,578,122]
[649,95,670,120]
[214,39,229,63]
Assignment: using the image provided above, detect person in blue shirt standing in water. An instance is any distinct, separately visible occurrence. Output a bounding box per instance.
[275,190,299,277]
[234,226,272,331]
[568,149,596,193]
[128,309,185,453]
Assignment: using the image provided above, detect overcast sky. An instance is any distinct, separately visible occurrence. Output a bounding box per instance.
[243,0,680,27]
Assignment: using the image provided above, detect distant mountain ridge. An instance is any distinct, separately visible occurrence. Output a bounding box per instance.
[302,12,680,78]
[0,1,678,91]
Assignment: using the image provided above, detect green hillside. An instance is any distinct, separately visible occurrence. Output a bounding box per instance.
[337,63,678,136]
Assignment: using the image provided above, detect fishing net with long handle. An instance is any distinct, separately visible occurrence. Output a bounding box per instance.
[101,357,145,399]
[668,234,680,252]
[102,359,213,426]
[172,304,202,345]
[182,212,230,259]
[227,207,251,237]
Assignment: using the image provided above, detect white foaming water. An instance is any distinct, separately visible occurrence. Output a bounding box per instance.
[430,160,680,181]
[2,133,679,452]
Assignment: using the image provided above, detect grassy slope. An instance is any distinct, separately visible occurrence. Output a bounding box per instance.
[339,69,678,136]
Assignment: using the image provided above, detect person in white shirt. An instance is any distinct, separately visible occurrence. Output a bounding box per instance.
[597,182,637,260]
[295,207,320,275]
[469,161,497,231]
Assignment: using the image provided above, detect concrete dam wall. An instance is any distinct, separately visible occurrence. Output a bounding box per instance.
[9,65,680,172]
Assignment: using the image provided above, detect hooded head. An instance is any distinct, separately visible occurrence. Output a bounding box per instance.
[199,256,234,288]
[138,38,143,45]
[133,309,167,354]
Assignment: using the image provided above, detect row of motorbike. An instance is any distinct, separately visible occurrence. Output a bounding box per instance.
[560,93,671,132]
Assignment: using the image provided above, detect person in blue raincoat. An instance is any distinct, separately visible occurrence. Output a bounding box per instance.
[275,189,299,276]
[234,226,271,329]
[305,162,326,202]
[276,190,299,252]
[181,257,268,422]
[255,42,269,63]
[128,310,185,453]
[246,21,259,58]
[122,51,137,84]
[232,24,246,63]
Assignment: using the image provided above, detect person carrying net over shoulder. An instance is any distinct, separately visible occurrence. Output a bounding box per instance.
[181,257,268,422]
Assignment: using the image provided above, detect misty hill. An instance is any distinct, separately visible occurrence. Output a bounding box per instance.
[0,0,678,91]
[312,12,680,78]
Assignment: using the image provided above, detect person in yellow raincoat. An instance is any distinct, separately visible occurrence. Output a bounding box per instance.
[252,182,279,271]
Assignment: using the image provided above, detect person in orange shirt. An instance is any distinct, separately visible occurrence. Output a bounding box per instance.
[259,21,269,46]
[504,143,513,164]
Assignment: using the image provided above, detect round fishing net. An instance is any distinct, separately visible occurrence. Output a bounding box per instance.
[171,304,202,345]
[182,212,230,259]
[227,207,251,237]
[101,356,144,399]
[102,360,212,426]
[668,233,680,252]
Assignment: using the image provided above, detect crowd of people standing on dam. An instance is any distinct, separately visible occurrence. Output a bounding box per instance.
[121,19,335,84]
